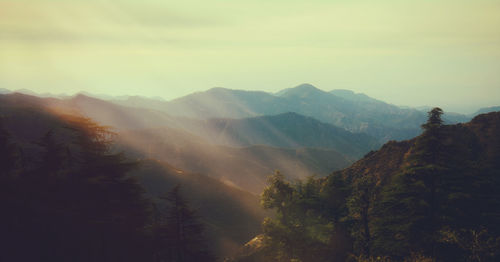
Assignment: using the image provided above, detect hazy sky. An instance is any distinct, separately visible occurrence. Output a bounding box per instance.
[1,0,499,113]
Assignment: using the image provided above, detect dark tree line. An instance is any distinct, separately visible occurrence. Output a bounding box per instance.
[0,115,213,262]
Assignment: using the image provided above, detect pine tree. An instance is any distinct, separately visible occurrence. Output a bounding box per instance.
[372,107,448,258]
[159,185,214,262]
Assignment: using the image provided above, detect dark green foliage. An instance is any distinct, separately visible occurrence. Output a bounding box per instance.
[369,108,500,261]
[257,172,350,262]
[347,175,377,257]
[371,108,448,257]
[241,110,500,262]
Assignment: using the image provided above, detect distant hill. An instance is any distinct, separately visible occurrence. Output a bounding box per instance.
[8,86,494,142]
[111,84,432,141]
[181,112,379,159]
[472,106,500,116]
[76,95,379,158]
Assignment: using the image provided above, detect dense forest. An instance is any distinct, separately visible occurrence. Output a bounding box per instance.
[230,109,500,262]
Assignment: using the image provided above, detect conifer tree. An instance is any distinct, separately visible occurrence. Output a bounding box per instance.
[159,185,214,262]
[372,107,447,258]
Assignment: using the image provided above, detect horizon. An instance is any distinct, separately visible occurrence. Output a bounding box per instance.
[1,0,500,114]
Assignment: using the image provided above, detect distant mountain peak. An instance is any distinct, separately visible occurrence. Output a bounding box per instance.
[275,83,324,97]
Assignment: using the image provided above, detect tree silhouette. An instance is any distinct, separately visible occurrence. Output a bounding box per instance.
[1,115,151,262]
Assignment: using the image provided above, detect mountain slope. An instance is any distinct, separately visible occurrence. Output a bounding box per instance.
[118,126,352,194]
[50,94,377,159]
[130,159,268,257]
[183,112,379,158]
[335,111,500,185]
[1,93,360,193]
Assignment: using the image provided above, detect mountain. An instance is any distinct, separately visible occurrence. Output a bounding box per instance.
[79,94,379,158]
[329,89,381,103]
[140,84,494,142]
[109,84,430,142]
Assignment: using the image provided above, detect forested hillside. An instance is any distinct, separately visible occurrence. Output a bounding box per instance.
[0,95,267,260]
[232,110,500,262]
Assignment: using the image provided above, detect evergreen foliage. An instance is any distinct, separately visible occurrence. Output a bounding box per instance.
[0,116,150,261]
[0,115,214,262]
[258,172,349,262]
[243,109,500,262]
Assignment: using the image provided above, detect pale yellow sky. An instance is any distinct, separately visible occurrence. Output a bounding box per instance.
[1,0,500,113]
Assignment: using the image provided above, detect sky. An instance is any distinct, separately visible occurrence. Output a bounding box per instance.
[1,0,500,113]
